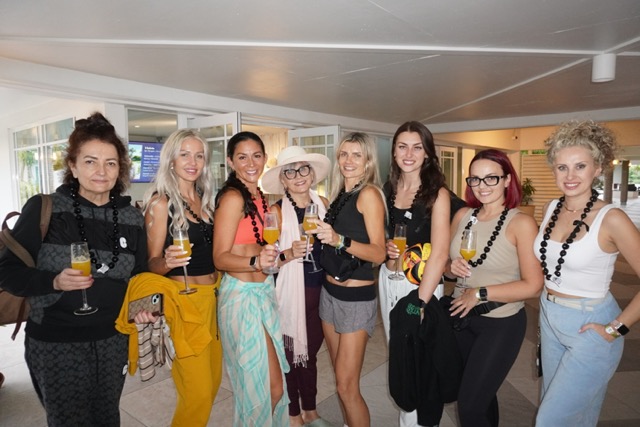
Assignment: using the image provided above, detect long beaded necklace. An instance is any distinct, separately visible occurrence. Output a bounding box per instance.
[387,184,422,233]
[70,185,120,274]
[247,186,269,246]
[463,206,510,267]
[539,189,598,285]
[323,181,363,225]
[182,197,213,245]
[285,190,308,216]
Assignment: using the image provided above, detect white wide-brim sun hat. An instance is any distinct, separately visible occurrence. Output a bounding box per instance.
[261,146,331,194]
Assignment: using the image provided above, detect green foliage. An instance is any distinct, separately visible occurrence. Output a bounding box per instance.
[521,178,536,205]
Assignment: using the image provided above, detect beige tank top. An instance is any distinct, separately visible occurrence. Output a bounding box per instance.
[449,208,524,318]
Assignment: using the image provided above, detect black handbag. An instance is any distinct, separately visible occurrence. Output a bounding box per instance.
[320,247,363,282]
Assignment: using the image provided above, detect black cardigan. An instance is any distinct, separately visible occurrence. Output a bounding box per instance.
[388,289,463,426]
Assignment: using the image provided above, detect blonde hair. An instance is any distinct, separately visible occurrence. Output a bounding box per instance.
[143,129,214,235]
[330,132,382,201]
[545,120,617,171]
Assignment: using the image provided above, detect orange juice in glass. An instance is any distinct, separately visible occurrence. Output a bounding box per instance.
[71,258,91,276]
[173,228,196,294]
[263,227,280,245]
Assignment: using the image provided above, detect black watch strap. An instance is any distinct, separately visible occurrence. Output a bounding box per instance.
[343,236,352,248]
[279,252,287,262]
[249,256,259,270]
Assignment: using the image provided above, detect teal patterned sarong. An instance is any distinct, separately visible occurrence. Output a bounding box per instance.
[218,274,290,426]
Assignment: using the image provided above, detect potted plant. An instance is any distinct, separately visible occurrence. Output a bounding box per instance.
[520,177,536,216]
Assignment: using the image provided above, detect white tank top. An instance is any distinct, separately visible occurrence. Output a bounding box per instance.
[534,202,618,298]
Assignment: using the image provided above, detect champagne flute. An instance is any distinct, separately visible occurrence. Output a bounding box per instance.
[388,224,407,280]
[173,227,197,294]
[459,229,477,288]
[299,224,322,273]
[71,242,98,315]
[262,212,280,274]
[301,204,318,264]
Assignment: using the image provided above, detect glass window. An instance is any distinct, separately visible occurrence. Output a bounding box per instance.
[13,119,74,206]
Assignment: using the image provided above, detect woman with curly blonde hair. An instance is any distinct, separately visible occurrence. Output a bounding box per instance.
[535,120,640,426]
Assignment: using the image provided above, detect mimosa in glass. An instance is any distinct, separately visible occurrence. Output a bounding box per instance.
[459,229,477,288]
[389,224,407,280]
[173,227,196,294]
[262,212,281,274]
[71,242,98,315]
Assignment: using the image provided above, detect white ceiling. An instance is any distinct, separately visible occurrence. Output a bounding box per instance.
[0,0,639,131]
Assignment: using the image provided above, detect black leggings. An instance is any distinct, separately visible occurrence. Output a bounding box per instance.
[454,309,526,427]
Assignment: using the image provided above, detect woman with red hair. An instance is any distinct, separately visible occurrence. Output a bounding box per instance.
[446,149,543,427]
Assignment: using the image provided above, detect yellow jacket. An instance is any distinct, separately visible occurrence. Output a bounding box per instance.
[115,272,212,375]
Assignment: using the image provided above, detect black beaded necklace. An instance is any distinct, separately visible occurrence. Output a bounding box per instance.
[323,181,363,225]
[463,206,510,267]
[248,186,269,246]
[182,194,212,246]
[70,185,120,273]
[285,190,309,216]
[539,189,598,285]
[387,185,422,233]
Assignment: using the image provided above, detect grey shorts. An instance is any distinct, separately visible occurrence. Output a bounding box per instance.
[319,283,377,337]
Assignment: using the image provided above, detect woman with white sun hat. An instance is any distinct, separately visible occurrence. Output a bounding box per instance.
[261,146,334,427]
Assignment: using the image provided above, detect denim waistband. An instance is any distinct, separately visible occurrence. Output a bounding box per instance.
[543,289,607,312]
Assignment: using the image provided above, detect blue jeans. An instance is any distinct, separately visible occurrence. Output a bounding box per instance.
[536,290,624,427]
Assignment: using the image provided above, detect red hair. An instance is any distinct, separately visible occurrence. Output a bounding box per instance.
[464,149,522,209]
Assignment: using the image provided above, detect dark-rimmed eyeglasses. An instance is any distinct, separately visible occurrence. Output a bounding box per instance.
[465,175,506,187]
[282,165,311,179]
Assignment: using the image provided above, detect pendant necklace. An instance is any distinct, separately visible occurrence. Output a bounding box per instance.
[387,184,422,234]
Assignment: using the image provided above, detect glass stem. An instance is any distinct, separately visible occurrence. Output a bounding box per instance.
[81,289,90,308]
[182,266,191,292]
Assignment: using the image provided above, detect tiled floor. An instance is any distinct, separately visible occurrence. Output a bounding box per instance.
[1,199,639,426]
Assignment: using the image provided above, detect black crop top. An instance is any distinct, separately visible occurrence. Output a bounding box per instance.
[165,218,215,276]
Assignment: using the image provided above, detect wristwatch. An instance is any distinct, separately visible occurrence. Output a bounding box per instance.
[343,236,352,249]
[610,319,630,336]
[279,252,287,262]
[249,256,259,271]
[475,287,488,302]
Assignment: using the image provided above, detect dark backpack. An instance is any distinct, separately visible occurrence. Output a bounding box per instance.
[0,194,52,340]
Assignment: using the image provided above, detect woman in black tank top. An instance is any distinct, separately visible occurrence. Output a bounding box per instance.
[141,129,221,426]
[312,132,386,427]
[379,121,459,426]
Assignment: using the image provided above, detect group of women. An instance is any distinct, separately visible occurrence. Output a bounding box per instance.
[0,112,638,427]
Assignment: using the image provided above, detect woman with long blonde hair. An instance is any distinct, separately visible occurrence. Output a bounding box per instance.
[142,129,221,426]
[311,132,386,427]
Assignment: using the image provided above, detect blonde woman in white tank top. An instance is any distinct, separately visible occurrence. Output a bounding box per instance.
[535,121,640,427]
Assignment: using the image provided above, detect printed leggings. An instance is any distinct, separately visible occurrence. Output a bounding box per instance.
[25,333,128,427]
